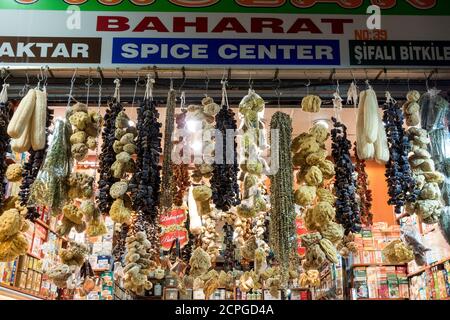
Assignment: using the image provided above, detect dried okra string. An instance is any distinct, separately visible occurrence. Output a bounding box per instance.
[269,111,295,281]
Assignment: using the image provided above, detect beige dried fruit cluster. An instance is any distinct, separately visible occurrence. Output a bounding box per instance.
[68,102,103,161]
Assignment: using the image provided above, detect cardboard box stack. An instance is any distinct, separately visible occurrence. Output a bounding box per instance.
[351,266,409,300]
[351,223,401,265]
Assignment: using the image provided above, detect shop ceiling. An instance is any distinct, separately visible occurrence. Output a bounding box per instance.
[2,66,450,106]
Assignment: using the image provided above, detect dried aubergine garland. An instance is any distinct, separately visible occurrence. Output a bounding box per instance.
[0,98,12,209]
[112,224,129,262]
[129,98,162,223]
[20,105,53,221]
[353,142,374,226]
[222,223,236,272]
[211,105,240,211]
[331,117,361,234]
[269,111,295,280]
[97,99,122,215]
[382,100,419,214]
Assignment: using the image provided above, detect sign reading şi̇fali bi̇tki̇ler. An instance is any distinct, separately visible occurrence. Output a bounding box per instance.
[0,0,449,68]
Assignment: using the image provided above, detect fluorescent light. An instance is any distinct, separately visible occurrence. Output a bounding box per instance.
[128,120,135,126]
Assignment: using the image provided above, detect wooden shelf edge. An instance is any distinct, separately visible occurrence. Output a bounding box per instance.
[351,263,406,268]
[407,257,450,278]
[0,283,47,300]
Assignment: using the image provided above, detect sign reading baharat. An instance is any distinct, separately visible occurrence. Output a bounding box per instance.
[0,37,102,63]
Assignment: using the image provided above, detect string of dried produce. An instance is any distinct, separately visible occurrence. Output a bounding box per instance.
[353,142,373,226]
[17,95,53,222]
[171,110,190,207]
[211,104,240,211]
[382,96,419,214]
[160,89,177,212]
[28,118,71,215]
[331,117,361,234]
[112,224,129,263]
[222,223,236,272]
[129,97,162,223]
[0,84,12,209]
[269,111,295,281]
[97,98,123,215]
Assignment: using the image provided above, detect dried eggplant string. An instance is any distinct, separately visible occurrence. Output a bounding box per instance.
[0,84,11,209]
[160,88,177,212]
[331,117,361,234]
[129,77,162,225]
[269,111,295,283]
[211,105,240,211]
[97,80,123,215]
[382,96,419,214]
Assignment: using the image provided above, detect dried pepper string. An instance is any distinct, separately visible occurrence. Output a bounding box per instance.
[353,142,373,226]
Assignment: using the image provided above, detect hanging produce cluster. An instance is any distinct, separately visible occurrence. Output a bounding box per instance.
[355,87,389,163]
[331,117,361,234]
[269,111,295,280]
[382,94,419,214]
[353,142,373,226]
[0,84,11,210]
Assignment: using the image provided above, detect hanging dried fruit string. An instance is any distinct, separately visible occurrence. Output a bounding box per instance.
[0,83,12,209]
[382,93,419,215]
[160,86,177,212]
[211,80,240,211]
[269,111,295,283]
[331,117,361,234]
[353,142,373,226]
[97,79,123,215]
[129,76,162,261]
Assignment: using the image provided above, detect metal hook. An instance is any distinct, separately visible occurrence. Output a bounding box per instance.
[85,67,93,87]
[71,68,77,84]
[97,66,103,87]
[205,71,209,96]
[178,66,186,92]
[0,67,10,83]
[115,67,123,81]
[248,71,253,90]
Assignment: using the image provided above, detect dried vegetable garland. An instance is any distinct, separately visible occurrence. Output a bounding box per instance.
[171,110,190,207]
[129,97,162,222]
[97,98,123,215]
[28,118,71,215]
[0,84,12,209]
[353,142,373,226]
[160,89,177,212]
[269,111,295,280]
[382,95,419,214]
[211,104,240,211]
[331,117,361,234]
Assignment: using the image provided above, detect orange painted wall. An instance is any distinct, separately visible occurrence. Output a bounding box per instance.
[364,160,397,226]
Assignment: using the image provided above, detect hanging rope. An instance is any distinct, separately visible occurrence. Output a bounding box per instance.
[180,91,186,111]
[144,75,155,101]
[113,78,121,102]
[221,79,229,107]
[94,77,102,169]
[132,75,140,107]
[0,83,9,104]
[66,70,77,110]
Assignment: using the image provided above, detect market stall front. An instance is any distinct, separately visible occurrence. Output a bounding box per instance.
[0,0,449,301]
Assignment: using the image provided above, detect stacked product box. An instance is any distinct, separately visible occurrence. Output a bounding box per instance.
[351,266,409,300]
[352,224,401,265]
[409,262,450,300]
